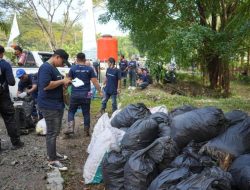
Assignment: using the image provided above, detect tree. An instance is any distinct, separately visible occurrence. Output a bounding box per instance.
[3,0,82,50]
[0,4,10,35]
[102,0,250,95]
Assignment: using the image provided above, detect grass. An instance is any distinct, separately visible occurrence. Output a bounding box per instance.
[90,80,250,114]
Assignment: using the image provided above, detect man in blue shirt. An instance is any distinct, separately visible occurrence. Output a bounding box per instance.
[0,45,24,151]
[128,56,137,90]
[100,57,121,114]
[37,49,71,171]
[137,68,149,90]
[16,69,41,120]
[64,53,102,136]
[119,55,128,88]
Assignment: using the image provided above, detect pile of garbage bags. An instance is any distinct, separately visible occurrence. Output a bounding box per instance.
[84,103,250,190]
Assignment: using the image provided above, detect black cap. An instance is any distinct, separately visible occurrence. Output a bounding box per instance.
[14,45,23,52]
[54,49,70,66]
[0,45,5,53]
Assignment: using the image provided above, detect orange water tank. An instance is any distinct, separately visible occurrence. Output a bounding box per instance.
[97,35,118,62]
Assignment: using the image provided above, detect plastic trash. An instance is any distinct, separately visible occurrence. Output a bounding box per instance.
[229,154,250,190]
[148,168,190,190]
[121,117,159,157]
[102,151,127,190]
[169,105,197,118]
[111,103,151,128]
[170,107,225,148]
[124,137,178,190]
[200,117,250,168]
[36,118,47,135]
[224,110,248,126]
[174,166,232,190]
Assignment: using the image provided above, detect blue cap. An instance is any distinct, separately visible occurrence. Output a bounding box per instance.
[16,69,26,78]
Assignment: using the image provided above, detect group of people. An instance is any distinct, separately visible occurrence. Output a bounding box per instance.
[0,45,126,171]
[0,42,151,171]
[119,55,150,90]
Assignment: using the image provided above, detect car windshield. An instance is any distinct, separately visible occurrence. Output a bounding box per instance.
[38,53,53,62]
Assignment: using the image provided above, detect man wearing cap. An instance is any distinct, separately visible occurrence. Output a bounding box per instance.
[37,49,71,171]
[16,69,41,120]
[99,57,121,114]
[14,45,26,66]
[64,53,102,136]
[0,45,24,151]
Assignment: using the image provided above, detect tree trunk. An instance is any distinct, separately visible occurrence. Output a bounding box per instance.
[206,54,230,95]
[207,55,220,89]
[222,60,230,96]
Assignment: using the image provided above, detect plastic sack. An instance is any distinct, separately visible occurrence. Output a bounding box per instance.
[84,114,125,184]
[224,110,248,126]
[102,151,127,190]
[149,112,171,138]
[88,113,110,154]
[35,118,47,135]
[149,112,170,125]
[22,96,34,117]
[169,105,197,118]
[170,107,225,148]
[148,168,190,190]
[170,142,214,173]
[124,137,177,190]
[200,117,250,167]
[150,105,168,114]
[121,117,159,157]
[157,137,179,172]
[111,103,151,128]
[158,123,171,137]
[174,166,232,190]
[229,154,250,190]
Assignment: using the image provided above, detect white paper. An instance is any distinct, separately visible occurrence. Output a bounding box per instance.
[72,77,84,87]
[18,92,27,98]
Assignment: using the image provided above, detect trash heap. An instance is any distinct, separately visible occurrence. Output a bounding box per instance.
[83,103,250,190]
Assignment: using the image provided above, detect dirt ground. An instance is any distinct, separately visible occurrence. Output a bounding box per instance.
[0,111,105,190]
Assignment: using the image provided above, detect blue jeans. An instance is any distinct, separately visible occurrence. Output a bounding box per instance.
[101,92,117,112]
[129,69,136,87]
[68,96,91,128]
[139,82,149,89]
[40,108,64,161]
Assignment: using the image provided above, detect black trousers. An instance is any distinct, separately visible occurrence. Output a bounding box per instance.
[0,94,20,145]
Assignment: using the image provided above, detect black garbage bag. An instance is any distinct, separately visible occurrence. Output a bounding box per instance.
[170,107,225,148]
[149,112,170,125]
[170,105,197,118]
[149,112,171,137]
[158,123,171,137]
[175,167,232,190]
[148,168,190,190]
[200,117,250,167]
[229,154,250,190]
[224,110,248,126]
[157,137,179,172]
[170,142,204,173]
[22,96,35,117]
[121,117,159,157]
[102,151,127,190]
[124,137,176,190]
[111,103,151,128]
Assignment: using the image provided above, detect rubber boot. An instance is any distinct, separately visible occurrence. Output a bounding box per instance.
[64,120,75,135]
